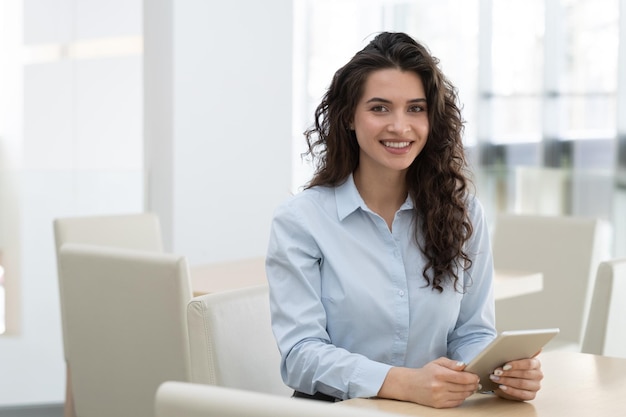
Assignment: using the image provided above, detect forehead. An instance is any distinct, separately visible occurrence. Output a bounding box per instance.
[360,68,425,99]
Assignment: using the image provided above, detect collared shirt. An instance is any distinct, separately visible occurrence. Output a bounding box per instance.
[266,175,496,400]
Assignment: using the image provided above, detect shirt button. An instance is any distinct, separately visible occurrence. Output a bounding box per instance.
[398,290,405,297]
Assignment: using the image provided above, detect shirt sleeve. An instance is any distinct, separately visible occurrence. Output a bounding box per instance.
[447,196,498,362]
[266,198,392,400]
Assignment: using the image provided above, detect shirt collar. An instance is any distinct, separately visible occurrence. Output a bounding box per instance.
[335,174,414,221]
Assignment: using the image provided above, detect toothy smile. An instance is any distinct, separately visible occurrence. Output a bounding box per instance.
[382,141,411,148]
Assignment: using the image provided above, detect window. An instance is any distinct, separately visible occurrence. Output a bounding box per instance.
[561,0,618,140]
[490,0,545,144]
[295,0,621,170]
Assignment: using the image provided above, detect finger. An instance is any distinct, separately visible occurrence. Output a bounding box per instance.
[447,380,481,393]
[495,383,539,401]
[430,358,481,387]
[448,374,482,397]
[490,372,542,394]
[494,370,544,387]
[444,385,478,397]
[433,357,467,371]
[498,357,541,373]
[490,372,542,387]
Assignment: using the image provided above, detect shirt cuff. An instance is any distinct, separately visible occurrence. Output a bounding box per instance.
[348,359,394,399]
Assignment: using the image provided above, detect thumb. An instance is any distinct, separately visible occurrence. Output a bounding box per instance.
[433,357,467,371]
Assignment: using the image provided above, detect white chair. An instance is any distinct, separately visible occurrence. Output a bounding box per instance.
[57,243,192,417]
[54,212,164,358]
[491,214,610,350]
[53,212,163,254]
[581,258,626,358]
[155,381,399,417]
[186,284,292,396]
[53,212,164,417]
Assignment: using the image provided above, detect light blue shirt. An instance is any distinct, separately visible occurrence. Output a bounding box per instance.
[266,175,496,400]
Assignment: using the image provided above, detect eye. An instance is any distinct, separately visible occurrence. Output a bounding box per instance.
[408,104,425,113]
[370,105,389,112]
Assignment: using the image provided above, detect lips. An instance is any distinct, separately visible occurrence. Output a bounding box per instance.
[381,141,411,148]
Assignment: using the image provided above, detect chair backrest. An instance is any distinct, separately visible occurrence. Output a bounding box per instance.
[187,284,292,396]
[581,258,626,357]
[492,214,609,346]
[54,212,164,361]
[54,212,163,254]
[155,381,398,417]
[58,244,192,417]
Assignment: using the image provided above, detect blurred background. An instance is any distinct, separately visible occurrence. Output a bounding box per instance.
[0,0,624,410]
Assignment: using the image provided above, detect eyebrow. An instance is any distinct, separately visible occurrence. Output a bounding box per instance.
[365,97,427,104]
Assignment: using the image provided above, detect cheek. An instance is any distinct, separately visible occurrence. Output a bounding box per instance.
[415,117,430,136]
[354,133,368,152]
[354,117,383,139]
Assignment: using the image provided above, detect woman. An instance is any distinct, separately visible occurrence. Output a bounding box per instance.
[266,31,542,408]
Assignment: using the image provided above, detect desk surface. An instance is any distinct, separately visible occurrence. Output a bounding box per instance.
[191,260,542,302]
[341,351,626,417]
[190,257,266,296]
[493,269,543,300]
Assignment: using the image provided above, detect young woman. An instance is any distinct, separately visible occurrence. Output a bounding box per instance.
[266,32,543,408]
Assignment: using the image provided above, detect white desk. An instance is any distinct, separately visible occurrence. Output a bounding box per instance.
[191,257,266,296]
[341,351,626,417]
[493,269,543,300]
[191,260,543,301]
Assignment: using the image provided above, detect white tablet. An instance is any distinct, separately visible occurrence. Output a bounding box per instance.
[464,328,560,392]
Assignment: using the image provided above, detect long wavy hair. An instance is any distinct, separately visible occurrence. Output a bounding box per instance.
[304,32,473,292]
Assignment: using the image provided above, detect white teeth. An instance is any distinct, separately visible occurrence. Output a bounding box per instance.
[383,141,410,148]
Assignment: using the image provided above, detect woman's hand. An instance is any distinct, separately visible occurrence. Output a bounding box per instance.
[490,357,543,401]
[378,357,481,409]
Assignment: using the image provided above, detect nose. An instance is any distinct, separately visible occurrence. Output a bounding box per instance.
[386,113,411,135]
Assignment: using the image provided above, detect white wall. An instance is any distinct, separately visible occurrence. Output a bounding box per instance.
[1,0,139,406]
[0,0,293,406]
[145,0,293,263]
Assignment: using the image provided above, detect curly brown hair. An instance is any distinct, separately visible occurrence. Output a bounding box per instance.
[303,32,473,292]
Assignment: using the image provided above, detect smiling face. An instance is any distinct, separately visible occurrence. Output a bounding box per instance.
[351,68,429,179]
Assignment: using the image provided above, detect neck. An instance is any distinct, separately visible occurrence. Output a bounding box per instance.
[353,167,408,217]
